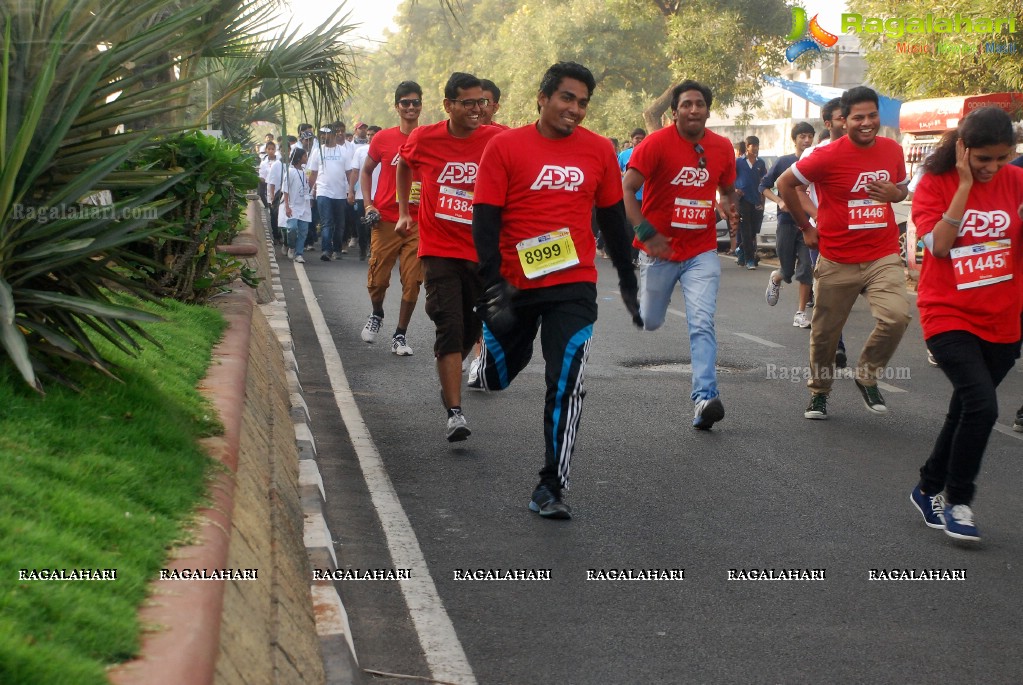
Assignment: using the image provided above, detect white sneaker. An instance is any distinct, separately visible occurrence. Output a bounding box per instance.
[361,314,382,343]
[287,247,295,259]
[793,310,810,328]
[927,350,939,367]
[294,254,305,264]
[391,334,413,356]
[765,270,781,306]
[446,411,470,442]
[467,356,482,389]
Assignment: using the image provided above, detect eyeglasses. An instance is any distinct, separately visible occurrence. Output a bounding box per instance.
[397,98,422,108]
[694,143,707,169]
[451,98,490,109]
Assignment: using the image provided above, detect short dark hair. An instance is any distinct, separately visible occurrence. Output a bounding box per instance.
[840,86,879,118]
[367,125,382,133]
[290,147,307,165]
[444,72,482,100]
[630,128,646,138]
[745,135,760,147]
[926,106,1015,175]
[671,80,713,110]
[480,79,501,103]
[298,123,313,133]
[394,81,422,104]
[791,121,815,140]
[538,61,596,100]
[821,97,842,124]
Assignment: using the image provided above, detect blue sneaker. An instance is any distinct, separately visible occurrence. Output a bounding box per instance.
[910,487,945,529]
[943,504,980,541]
[735,247,745,267]
[693,397,725,430]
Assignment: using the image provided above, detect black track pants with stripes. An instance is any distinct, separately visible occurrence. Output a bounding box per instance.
[477,289,597,492]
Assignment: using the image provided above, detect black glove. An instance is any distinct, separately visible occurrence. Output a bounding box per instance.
[360,208,381,228]
[475,280,518,336]
[618,268,643,328]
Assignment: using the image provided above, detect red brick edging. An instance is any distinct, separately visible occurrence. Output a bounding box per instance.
[108,287,255,685]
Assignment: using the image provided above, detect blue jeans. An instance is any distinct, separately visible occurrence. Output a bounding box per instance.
[287,218,310,256]
[316,196,347,253]
[638,249,720,402]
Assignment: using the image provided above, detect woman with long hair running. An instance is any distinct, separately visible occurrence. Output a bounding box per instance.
[909,106,1023,542]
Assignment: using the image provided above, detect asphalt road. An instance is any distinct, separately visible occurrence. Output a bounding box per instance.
[281,243,1023,685]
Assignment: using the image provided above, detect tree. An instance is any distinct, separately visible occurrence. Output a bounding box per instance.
[847,0,1023,98]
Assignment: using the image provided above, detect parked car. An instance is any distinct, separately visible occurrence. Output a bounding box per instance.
[716,203,778,253]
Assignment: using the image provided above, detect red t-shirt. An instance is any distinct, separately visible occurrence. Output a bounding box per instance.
[914,164,1023,343]
[627,126,736,262]
[367,127,419,223]
[400,121,503,261]
[473,123,624,290]
[792,135,907,263]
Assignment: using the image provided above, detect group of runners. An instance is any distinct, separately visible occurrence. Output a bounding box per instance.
[272,62,1023,541]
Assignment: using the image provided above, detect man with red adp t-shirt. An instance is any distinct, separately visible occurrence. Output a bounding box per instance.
[472,61,642,520]
[397,72,503,443]
[359,81,424,355]
[778,86,911,420]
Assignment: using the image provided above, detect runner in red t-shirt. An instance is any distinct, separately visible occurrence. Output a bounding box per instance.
[472,61,641,519]
[622,79,740,431]
[395,72,502,444]
[907,107,1023,542]
[778,86,911,420]
[358,81,424,355]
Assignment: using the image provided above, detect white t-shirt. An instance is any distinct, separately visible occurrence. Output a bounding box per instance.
[799,137,833,211]
[258,156,277,182]
[351,145,379,201]
[267,159,287,196]
[308,142,356,199]
[278,165,312,224]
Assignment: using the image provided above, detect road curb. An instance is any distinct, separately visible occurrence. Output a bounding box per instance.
[255,204,365,685]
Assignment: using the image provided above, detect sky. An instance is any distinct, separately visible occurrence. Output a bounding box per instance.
[277,0,849,46]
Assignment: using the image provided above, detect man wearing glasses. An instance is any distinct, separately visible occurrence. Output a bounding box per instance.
[623,80,740,431]
[396,72,503,442]
[359,81,425,357]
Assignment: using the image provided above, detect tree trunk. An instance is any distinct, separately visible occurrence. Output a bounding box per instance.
[643,84,675,132]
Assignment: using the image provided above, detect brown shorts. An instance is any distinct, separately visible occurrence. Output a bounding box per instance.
[422,256,483,357]
[366,221,423,304]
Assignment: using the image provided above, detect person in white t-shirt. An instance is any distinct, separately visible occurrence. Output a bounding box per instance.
[307,122,357,260]
[280,147,312,263]
[266,136,295,248]
[350,125,381,260]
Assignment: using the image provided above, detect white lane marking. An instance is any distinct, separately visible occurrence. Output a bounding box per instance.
[294,264,476,685]
[724,330,784,349]
[992,423,1023,441]
[876,381,907,394]
[668,307,686,319]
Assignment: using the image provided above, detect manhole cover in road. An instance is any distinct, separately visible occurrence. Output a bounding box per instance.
[640,363,745,374]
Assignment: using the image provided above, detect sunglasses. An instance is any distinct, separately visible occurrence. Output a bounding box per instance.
[451,98,490,109]
[694,143,707,169]
[398,98,422,108]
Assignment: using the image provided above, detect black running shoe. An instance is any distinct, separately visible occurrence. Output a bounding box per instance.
[528,485,572,519]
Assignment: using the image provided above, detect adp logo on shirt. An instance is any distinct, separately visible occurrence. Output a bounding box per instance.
[437,162,478,184]
[670,167,710,187]
[850,170,891,193]
[530,165,584,191]
[960,210,1011,238]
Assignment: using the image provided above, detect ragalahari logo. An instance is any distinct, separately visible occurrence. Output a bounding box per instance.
[785,6,839,61]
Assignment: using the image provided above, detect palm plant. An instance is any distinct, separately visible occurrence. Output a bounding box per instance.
[0,0,358,392]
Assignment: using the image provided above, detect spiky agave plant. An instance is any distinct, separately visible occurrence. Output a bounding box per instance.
[0,0,217,392]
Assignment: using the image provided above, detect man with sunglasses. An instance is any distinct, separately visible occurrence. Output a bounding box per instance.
[396,72,503,442]
[623,80,739,431]
[359,82,425,357]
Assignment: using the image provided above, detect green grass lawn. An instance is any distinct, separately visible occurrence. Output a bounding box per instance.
[0,297,226,684]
